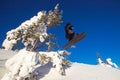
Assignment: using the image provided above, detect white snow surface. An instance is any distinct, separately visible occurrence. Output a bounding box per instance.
[0,49,16,79]
[0,49,120,80]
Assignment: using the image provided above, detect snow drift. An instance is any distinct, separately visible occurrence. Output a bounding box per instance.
[1,48,69,80]
[0,49,120,80]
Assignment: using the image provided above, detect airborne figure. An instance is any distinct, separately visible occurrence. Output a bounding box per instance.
[63,22,86,50]
[64,22,78,41]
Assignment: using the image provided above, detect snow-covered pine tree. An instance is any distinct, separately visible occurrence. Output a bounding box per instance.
[1,4,71,80]
[96,53,119,69]
[2,4,62,51]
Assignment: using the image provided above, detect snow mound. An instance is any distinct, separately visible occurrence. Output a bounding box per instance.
[1,49,69,80]
[0,49,120,80]
[40,63,120,80]
[0,49,17,79]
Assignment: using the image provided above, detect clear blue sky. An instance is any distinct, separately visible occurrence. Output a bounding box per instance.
[0,0,120,66]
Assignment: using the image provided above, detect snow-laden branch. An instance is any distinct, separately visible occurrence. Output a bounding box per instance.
[2,4,62,51]
[2,49,40,80]
[39,50,70,75]
[1,4,72,80]
[1,49,70,80]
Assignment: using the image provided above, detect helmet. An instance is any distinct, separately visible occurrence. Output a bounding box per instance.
[69,26,74,30]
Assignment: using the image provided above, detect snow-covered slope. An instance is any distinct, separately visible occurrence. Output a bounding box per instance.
[0,49,17,79]
[0,49,120,80]
[40,63,120,80]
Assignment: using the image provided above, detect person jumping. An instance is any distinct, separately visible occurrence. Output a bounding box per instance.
[64,22,78,41]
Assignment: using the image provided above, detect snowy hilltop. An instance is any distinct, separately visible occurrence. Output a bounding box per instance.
[0,49,120,80]
[0,4,120,80]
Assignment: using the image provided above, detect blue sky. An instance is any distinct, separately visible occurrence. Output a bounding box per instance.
[0,0,120,66]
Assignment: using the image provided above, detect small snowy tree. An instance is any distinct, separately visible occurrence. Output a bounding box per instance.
[105,58,119,68]
[1,4,71,80]
[96,52,104,65]
[96,53,119,69]
[2,4,62,51]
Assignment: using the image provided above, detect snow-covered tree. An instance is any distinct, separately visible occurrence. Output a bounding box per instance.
[1,4,71,80]
[96,53,119,69]
[2,4,62,51]
[105,58,119,68]
[96,52,104,65]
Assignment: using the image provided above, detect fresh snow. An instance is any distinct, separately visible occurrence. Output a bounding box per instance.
[0,49,16,79]
[0,49,120,80]
[40,63,120,80]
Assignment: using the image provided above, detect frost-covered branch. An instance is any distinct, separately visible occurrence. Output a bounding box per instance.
[2,49,40,80]
[47,4,63,27]
[39,50,70,75]
[2,4,62,51]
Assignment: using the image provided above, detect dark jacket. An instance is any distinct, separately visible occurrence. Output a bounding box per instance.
[65,23,75,41]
